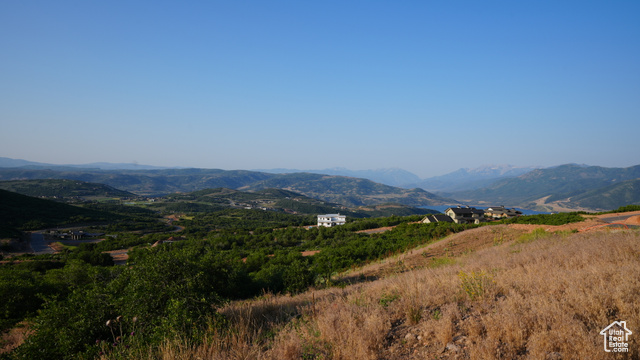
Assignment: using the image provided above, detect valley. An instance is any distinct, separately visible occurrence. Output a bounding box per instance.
[0,161,639,359]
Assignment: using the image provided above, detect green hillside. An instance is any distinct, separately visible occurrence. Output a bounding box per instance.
[242,173,453,207]
[159,187,435,218]
[0,168,453,207]
[0,179,136,200]
[450,164,640,210]
[568,179,640,210]
[0,189,124,232]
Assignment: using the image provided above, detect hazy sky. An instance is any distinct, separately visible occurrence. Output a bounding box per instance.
[1,1,639,178]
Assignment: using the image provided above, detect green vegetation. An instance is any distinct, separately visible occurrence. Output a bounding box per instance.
[0,189,124,232]
[568,179,640,210]
[452,164,640,210]
[514,227,550,244]
[603,204,640,214]
[2,180,633,359]
[500,212,584,225]
[0,188,468,358]
[0,167,452,206]
[0,179,136,201]
[459,270,495,300]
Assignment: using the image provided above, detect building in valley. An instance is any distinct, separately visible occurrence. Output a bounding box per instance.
[317,214,346,227]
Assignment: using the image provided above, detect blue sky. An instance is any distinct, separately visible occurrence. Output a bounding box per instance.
[1,1,639,178]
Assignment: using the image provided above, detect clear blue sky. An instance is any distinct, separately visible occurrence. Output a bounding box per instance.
[1,1,639,178]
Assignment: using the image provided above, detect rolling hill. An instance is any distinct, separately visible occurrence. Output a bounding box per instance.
[255,167,422,187]
[0,189,124,233]
[566,179,640,210]
[406,164,537,192]
[449,164,640,211]
[162,187,437,217]
[0,179,137,200]
[0,168,454,207]
[240,172,454,207]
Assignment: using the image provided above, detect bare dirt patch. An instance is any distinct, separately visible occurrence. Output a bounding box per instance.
[104,249,129,265]
[0,322,31,355]
[625,215,640,225]
[301,250,320,257]
[357,226,395,234]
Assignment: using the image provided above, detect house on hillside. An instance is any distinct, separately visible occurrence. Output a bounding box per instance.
[317,214,346,227]
[422,214,454,224]
[445,206,486,224]
[484,206,523,219]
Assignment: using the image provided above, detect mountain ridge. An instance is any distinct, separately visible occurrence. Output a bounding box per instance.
[0,167,454,208]
[449,163,640,211]
[253,167,422,187]
[406,164,539,192]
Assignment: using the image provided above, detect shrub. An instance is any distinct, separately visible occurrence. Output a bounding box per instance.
[458,270,495,300]
[502,212,584,225]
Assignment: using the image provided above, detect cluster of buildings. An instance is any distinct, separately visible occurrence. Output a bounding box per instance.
[47,230,105,240]
[317,206,521,227]
[423,206,522,224]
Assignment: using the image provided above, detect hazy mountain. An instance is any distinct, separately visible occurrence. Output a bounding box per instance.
[254,167,422,187]
[0,179,137,200]
[449,164,640,211]
[0,157,178,170]
[406,164,538,192]
[240,172,455,207]
[0,168,454,207]
[0,157,51,168]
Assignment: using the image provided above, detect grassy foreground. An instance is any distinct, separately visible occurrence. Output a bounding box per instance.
[103,227,639,360]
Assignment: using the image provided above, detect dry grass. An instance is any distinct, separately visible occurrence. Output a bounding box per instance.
[0,322,31,355]
[117,228,640,359]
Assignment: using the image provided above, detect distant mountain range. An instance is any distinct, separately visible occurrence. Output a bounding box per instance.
[0,157,176,170]
[0,166,454,207]
[401,165,537,192]
[2,158,638,211]
[0,179,136,200]
[448,164,640,211]
[254,167,422,187]
[0,158,532,191]
[256,164,540,191]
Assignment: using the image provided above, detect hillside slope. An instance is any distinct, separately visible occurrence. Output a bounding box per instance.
[256,167,423,187]
[0,179,136,200]
[0,168,454,207]
[567,179,640,210]
[0,189,122,231]
[134,219,640,359]
[408,164,537,192]
[449,163,640,211]
[163,187,435,217]
[241,172,454,207]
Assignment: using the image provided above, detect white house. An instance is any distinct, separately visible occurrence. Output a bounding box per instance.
[317,214,346,227]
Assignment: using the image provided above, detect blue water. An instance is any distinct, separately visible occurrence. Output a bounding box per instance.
[420,205,550,216]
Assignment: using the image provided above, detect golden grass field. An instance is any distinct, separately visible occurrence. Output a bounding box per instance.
[109,219,640,360]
